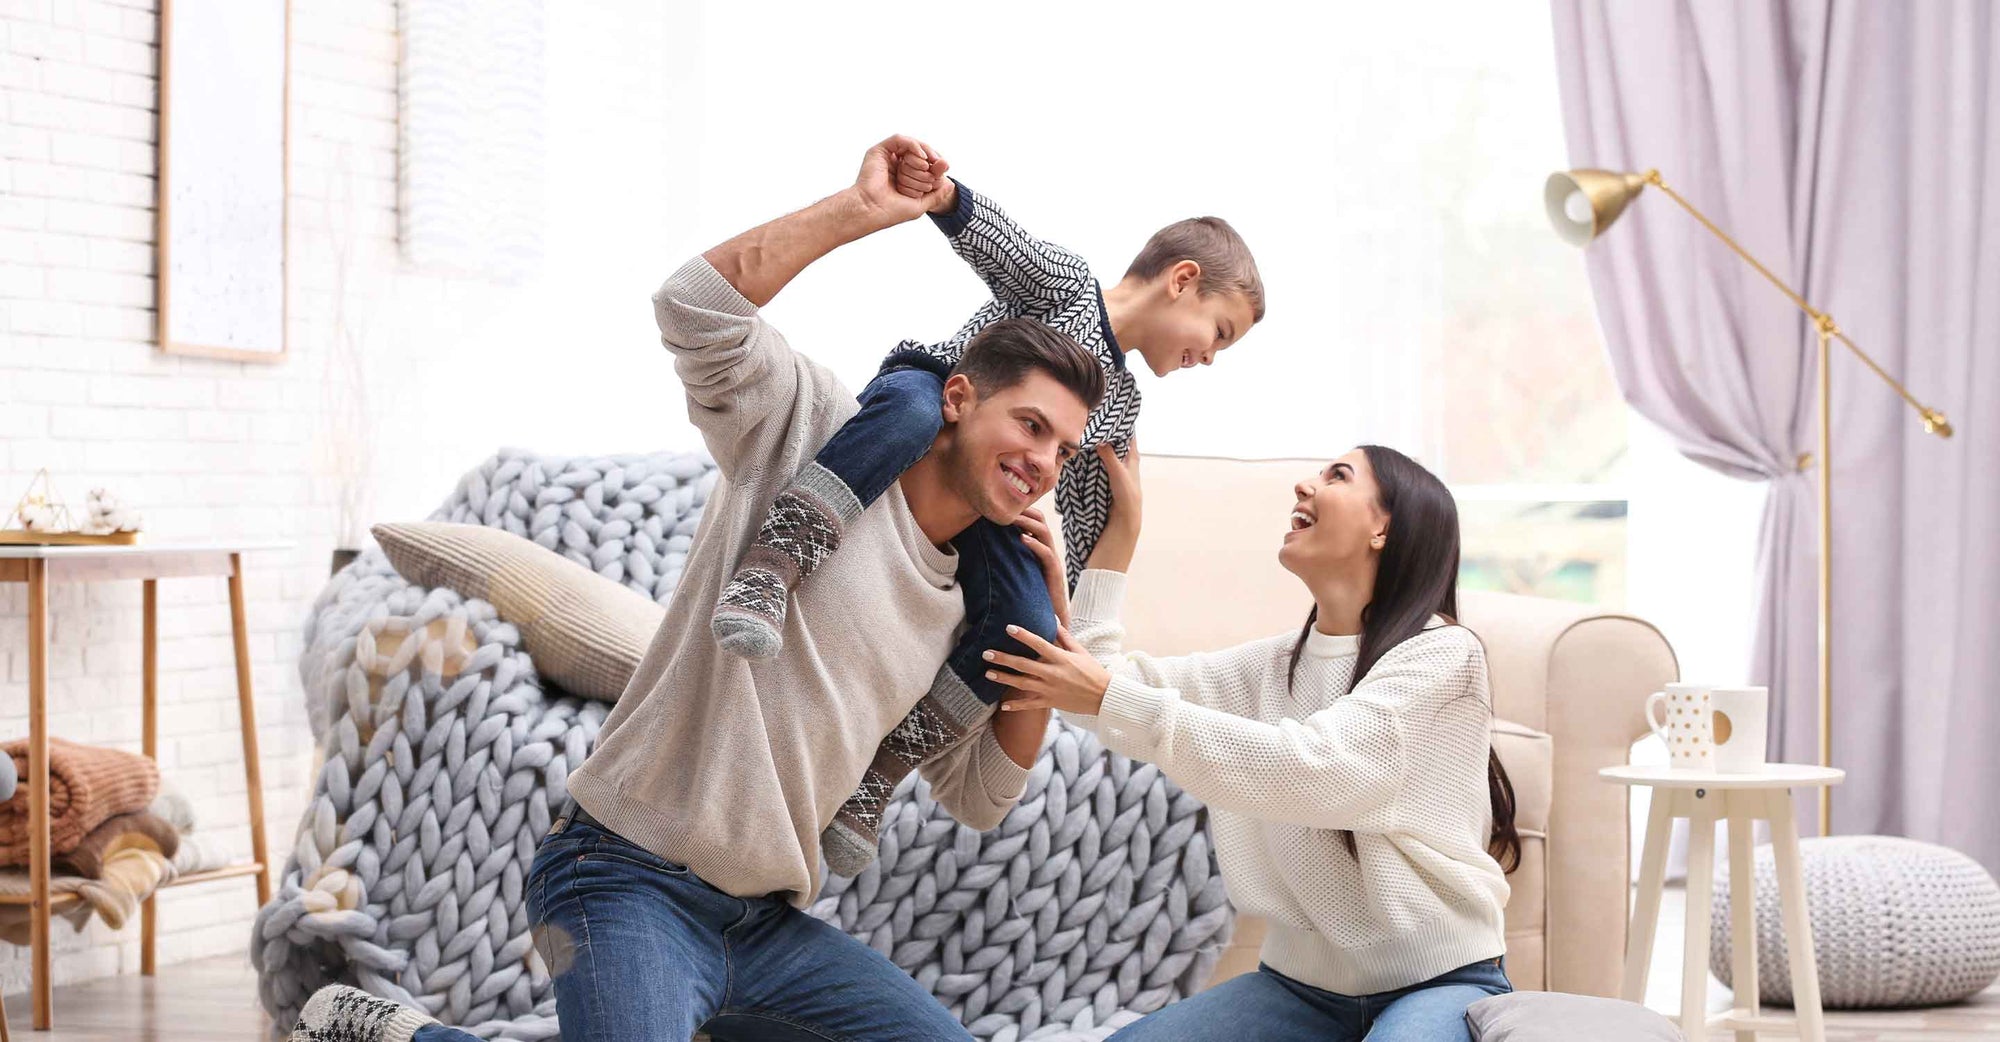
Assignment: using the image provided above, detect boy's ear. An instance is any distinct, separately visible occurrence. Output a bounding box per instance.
[941,373,977,423]
[1167,259,1203,298]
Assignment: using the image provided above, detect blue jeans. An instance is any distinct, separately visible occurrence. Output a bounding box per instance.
[409,818,974,1041]
[1104,959,1512,1042]
[818,352,1059,705]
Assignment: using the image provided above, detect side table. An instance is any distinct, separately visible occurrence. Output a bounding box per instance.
[1600,763,1844,1042]
[0,542,289,1030]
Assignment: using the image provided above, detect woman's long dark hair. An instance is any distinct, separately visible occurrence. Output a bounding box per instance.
[1286,445,1522,873]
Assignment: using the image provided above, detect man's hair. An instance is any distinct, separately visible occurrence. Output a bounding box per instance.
[951,317,1105,411]
[1124,216,1266,321]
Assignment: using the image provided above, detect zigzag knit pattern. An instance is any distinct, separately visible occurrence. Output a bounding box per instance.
[255,449,1231,1041]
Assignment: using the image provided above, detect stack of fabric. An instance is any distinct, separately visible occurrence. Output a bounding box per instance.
[0,737,184,943]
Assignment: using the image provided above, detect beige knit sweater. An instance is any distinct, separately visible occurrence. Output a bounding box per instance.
[567,258,1028,908]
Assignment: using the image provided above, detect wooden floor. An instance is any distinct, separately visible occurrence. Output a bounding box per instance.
[0,954,1994,1040]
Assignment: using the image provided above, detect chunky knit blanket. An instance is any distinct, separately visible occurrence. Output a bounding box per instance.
[253,449,1232,1040]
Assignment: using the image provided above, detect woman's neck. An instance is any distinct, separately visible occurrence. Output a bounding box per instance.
[1309,573,1371,637]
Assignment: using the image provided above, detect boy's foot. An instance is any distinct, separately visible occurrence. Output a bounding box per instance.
[291,984,437,1042]
[822,666,994,876]
[712,471,856,660]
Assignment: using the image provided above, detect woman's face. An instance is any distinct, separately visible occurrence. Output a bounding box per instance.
[1278,448,1390,582]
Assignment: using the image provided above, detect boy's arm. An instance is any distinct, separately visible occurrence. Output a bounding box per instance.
[660,136,945,477]
[927,179,1094,315]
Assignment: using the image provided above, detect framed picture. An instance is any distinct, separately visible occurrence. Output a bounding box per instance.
[156,0,290,362]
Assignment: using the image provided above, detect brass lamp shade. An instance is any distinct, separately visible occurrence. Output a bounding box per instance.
[1544,169,1651,246]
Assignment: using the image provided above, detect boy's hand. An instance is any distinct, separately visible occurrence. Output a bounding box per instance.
[1086,440,1142,573]
[853,136,952,226]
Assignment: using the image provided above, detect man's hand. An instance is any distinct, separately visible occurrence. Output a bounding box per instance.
[854,135,953,226]
[1085,439,1142,573]
[701,135,954,307]
[1013,508,1071,631]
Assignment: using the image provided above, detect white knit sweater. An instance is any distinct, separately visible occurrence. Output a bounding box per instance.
[1065,570,1509,995]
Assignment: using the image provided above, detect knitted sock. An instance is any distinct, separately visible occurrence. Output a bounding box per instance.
[823,664,994,876]
[712,463,863,660]
[291,984,437,1042]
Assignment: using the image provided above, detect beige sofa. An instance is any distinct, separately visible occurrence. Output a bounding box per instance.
[1075,454,1676,997]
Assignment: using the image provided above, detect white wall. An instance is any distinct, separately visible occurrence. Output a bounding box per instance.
[0,0,672,991]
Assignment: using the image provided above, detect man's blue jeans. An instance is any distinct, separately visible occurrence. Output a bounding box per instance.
[416,816,971,1041]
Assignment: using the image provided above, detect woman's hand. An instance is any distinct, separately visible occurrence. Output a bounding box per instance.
[1085,438,1143,573]
[987,625,1112,716]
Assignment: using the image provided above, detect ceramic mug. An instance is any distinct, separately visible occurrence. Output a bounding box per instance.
[1647,683,1715,770]
[1709,685,1769,773]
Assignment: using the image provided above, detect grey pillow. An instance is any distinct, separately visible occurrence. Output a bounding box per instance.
[1466,992,1684,1041]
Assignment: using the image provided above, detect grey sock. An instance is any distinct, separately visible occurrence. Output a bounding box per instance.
[712,463,862,661]
[821,666,996,876]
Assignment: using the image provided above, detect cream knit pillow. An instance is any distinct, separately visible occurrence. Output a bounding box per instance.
[372,521,665,702]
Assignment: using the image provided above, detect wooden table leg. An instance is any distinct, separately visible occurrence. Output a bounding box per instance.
[1622,789,1677,1003]
[228,554,272,906]
[25,560,51,1030]
[1726,797,1760,1042]
[141,579,158,977]
[1681,791,1719,1042]
[1770,790,1826,1042]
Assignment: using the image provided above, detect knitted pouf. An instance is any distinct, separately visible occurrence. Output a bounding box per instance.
[256,449,1232,1042]
[1709,835,2000,1008]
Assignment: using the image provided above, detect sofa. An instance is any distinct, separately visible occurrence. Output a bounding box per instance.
[1108,454,1676,998]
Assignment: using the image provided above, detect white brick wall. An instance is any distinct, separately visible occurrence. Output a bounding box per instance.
[0,0,672,998]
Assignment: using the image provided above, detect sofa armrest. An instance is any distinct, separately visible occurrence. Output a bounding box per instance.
[1462,592,1676,996]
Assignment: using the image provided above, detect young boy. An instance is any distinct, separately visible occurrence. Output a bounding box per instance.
[714,141,1266,875]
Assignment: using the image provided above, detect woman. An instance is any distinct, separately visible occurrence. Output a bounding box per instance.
[992,442,1521,1042]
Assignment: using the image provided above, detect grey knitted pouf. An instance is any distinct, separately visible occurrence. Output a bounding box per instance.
[1709,835,2000,1008]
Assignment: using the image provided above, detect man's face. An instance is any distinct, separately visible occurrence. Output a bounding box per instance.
[937,371,1090,525]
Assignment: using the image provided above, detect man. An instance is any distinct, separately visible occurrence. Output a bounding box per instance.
[292,136,1103,1042]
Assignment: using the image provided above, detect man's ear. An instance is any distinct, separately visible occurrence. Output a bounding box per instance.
[941,373,977,423]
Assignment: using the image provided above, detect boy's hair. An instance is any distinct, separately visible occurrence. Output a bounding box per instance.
[1125,217,1266,321]
[952,317,1106,411]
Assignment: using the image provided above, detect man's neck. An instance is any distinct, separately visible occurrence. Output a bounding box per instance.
[898,452,980,548]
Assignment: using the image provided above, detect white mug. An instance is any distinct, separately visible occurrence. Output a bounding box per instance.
[1647,683,1715,770]
[1709,686,1769,773]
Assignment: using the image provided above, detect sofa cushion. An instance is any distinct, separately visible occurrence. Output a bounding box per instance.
[1466,991,1684,1040]
[373,521,665,702]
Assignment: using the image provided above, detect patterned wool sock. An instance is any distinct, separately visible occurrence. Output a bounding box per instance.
[291,984,437,1042]
[822,664,994,876]
[712,463,864,659]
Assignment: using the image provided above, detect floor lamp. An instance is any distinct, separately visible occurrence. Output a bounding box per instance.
[1544,168,1954,835]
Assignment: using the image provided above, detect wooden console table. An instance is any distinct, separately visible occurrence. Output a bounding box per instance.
[0,542,289,1030]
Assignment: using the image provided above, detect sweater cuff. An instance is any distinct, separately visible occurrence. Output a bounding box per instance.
[974,727,1031,803]
[658,256,758,320]
[927,177,976,237]
[1096,675,1168,761]
[1070,569,1129,622]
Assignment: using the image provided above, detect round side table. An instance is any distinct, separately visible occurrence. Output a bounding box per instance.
[1600,763,1845,1042]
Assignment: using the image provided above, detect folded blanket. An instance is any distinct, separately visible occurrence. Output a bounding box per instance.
[53,811,179,879]
[0,847,177,945]
[172,833,234,875]
[0,738,158,864]
[149,783,197,834]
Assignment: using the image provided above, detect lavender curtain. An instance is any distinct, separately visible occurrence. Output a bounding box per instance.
[1550,0,1999,870]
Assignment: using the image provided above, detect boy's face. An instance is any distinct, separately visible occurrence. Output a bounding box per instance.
[936,371,1089,524]
[1132,275,1258,378]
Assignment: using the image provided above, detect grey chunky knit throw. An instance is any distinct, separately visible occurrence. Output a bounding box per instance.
[254,449,1232,1040]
